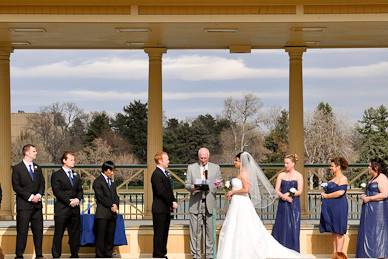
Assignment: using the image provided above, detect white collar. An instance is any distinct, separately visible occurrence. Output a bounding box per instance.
[62,166,72,174]
[200,163,208,170]
[157,165,166,173]
[101,172,111,182]
[23,160,34,170]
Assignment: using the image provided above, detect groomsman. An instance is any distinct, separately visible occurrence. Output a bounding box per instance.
[185,147,221,259]
[93,161,120,258]
[151,151,178,259]
[51,151,83,258]
[12,144,45,259]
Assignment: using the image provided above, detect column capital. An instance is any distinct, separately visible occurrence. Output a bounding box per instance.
[285,47,306,60]
[144,47,167,59]
[0,47,13,61]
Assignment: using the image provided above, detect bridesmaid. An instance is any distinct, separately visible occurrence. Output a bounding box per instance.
[271,154,303,252]
[356,158,388,258]
[320,157,349,255]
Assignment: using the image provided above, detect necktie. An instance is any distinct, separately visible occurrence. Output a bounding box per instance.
[108,178,112,188]
[28,164,35,181]
[68,170,74,186]
[165,171,171,179]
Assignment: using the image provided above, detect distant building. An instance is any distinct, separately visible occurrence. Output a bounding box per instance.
[11,111,36,141]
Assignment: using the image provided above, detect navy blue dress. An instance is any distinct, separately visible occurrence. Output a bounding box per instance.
[272,180,301,252]
[319,182,348,235]
[356,182,388,258]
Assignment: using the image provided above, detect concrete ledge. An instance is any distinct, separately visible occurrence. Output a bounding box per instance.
[0,220,360,258]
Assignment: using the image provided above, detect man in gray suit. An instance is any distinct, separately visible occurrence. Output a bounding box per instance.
[185,147,221,259]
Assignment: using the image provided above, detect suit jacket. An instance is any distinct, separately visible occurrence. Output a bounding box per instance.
[151,167,176,214]
[51,168,83,216]
[185,162,221,213]
[12,161,45,210]
[93,174,119,219]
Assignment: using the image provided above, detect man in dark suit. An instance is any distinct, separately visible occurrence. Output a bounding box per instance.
[51,151,83,258]
[151,151,178,259]
[92,161,120,258]
[12,144,45,259]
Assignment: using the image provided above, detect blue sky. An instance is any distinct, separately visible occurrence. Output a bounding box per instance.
[11,48,388,122]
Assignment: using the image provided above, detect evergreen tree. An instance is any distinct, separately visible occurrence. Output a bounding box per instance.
[263,110,289,162]
[164,114,229,164]
[85,112,112,144]
[113,100,147,163]
[357,105,388,163]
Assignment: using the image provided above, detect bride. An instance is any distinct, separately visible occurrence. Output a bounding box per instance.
[217,152,305,259]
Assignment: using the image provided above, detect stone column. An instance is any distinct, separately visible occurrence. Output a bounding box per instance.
[144,47,166,218]
[285,47,308,217]
[0,47,13,218]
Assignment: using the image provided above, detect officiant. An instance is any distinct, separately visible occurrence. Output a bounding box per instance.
[185,147,221,259]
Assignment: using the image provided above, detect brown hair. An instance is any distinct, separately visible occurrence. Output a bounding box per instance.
[285,154,298,164]
[154,151,167,164]
[331,252,347,259]
[331,157,349,170]
[61,151,75,165]
[22,144,35,156]
[369,157,387,175]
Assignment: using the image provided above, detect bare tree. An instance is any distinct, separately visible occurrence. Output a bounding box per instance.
[222,94,263,153]
[28,102,87,162]
[304,102,356,188]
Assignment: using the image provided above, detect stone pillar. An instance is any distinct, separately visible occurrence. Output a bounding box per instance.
[285,47,308,217]
[144,48,166,218]
[0,47,13,218]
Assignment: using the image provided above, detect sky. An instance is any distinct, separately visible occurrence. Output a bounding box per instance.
[10,48,388,122]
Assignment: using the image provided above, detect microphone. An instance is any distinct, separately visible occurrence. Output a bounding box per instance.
[204,169,208,180]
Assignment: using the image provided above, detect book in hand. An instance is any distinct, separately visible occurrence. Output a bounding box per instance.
[194,179,209,191]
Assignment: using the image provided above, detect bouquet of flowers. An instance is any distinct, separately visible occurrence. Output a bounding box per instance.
[214,179,223,189]
[288,187,297,197]
[214,178,232,192]
[321,182,328,192]
[360,182,367,194]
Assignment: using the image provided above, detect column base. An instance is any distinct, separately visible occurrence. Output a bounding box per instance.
[0,209,13,220]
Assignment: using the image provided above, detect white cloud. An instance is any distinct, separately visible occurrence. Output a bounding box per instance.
[13,89,287,101]
[12,54,388,82]
[70,89,287,101]
[12,58,149,80]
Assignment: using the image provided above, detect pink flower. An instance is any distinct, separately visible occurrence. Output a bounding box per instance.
[214,179,222,189]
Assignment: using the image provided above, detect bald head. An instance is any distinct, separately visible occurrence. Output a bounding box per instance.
[198,147,210,166]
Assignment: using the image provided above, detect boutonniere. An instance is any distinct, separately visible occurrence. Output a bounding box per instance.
[73,172,77,176]
[34,165,38,170]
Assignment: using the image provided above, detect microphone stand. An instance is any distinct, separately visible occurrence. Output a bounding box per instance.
[194,171,210,259]
[202,170,209,259]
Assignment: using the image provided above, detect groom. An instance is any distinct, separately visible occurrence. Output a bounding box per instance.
[185,147,221,259]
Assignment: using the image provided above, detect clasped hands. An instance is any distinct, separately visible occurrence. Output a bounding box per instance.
[360,194,370,204]
[31,194,41,203]
[281,193,293,203]
[69,198,80,207]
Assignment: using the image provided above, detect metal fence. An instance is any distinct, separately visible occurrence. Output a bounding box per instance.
[16,163,369,220]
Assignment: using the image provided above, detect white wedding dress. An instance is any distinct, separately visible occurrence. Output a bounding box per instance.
[217,178,304,259]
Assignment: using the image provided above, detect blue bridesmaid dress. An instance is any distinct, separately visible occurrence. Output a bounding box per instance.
[319,182,348,235]
[356,182,388,258]
[272,180,301,252]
